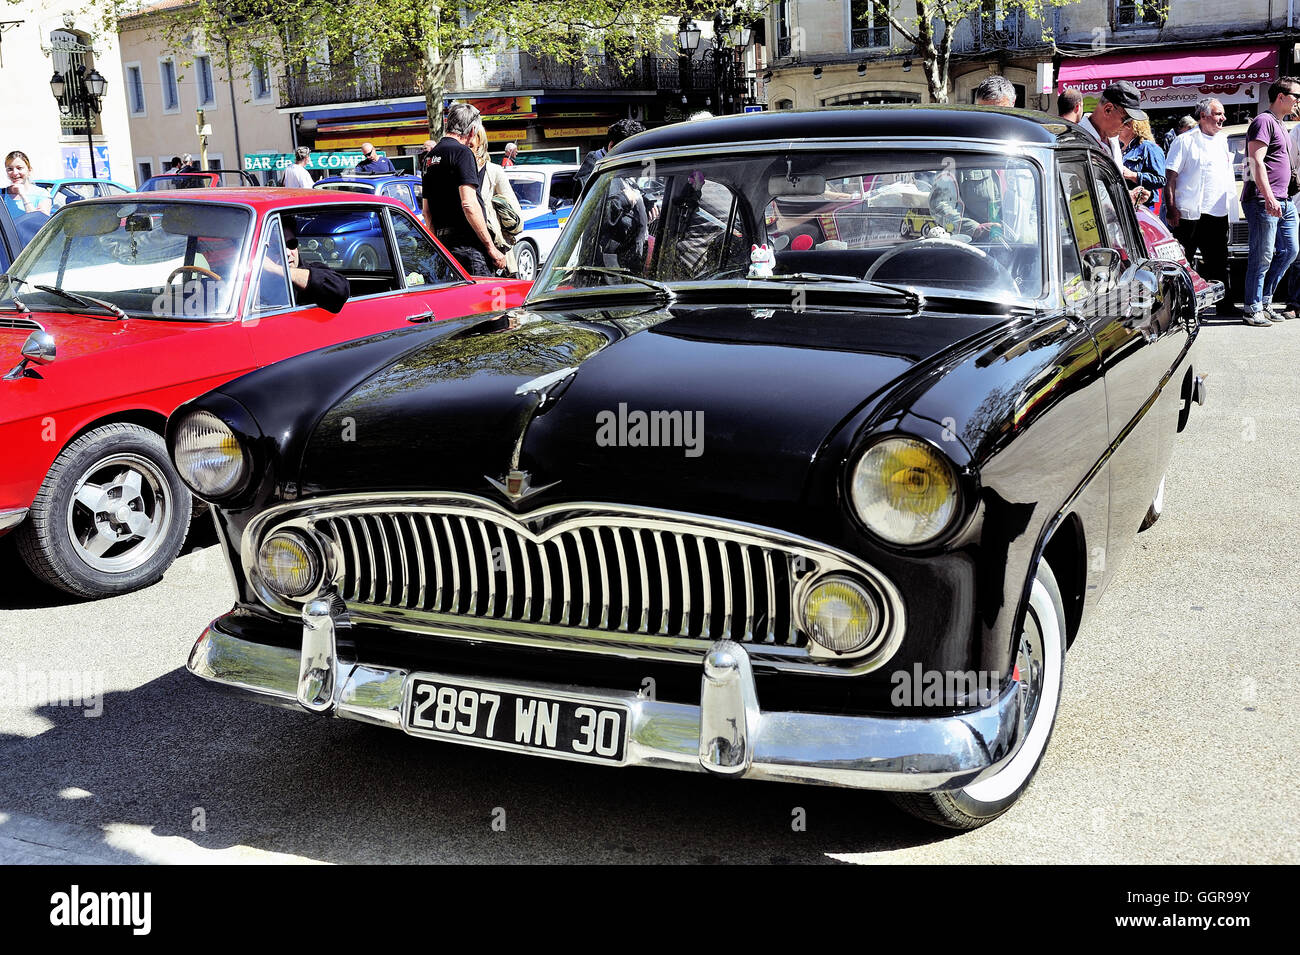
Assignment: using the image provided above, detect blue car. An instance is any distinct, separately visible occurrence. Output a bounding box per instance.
[291,205,393,272]
[35,177,133,209]
[314,173,424,221]
[504,163,579,280]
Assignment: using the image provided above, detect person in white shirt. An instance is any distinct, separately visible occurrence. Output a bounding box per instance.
[1080,82,1144,166]
[1165,97,1236,309]
[282,146,314,189]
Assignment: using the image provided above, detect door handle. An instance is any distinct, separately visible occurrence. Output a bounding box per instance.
[405,310,434,324]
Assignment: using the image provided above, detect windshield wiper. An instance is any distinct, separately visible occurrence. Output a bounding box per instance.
[750,272,926,314]
[553,266,676,304]
[33,285,128,320]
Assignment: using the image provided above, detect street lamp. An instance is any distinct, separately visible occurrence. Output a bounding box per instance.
[50,64,107,178]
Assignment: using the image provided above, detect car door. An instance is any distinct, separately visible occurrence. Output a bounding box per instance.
[1062,154,1182,562]
[244,204,472,367]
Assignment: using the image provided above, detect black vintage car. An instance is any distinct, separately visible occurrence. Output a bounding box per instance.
[168,108,1208,830]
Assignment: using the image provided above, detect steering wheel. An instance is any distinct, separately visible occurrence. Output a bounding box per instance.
[166,265,221,285]
[865,236,1017,292]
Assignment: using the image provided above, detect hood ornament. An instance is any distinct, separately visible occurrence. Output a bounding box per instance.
[486,469,559,503]
[485,366,577,505]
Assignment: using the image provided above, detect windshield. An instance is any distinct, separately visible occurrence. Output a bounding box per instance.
[317,182,378,195]
[143,175,211,190]
[0,200,252,319]
[506,174,543,207]
[532,149,1045,303]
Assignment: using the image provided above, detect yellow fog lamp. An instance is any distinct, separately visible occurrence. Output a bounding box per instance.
[257,531,322,599]
[802,575,881,654]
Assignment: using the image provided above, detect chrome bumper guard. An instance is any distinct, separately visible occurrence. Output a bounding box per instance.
[1196,280,1225,313]
[188,604,1025,793]
[0,507,28,534]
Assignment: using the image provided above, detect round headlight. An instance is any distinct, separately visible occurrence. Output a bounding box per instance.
[802,575,880,654]
[257,531,322,599]
[172,411,248,498]
[850,437,960,545]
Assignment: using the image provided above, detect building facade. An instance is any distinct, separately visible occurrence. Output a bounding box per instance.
[0,2,134,186]
[763,0,1298,136]
[117,2,288,185]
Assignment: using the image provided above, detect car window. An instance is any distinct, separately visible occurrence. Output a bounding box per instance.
[389,210,462,287]
[252,217,292,311]
[550,173,578,209]
[1090,158,1138,263]
[98,183,129,198]
[283,207,393,274]
[508,174,543,206]
[540,150,1045,302]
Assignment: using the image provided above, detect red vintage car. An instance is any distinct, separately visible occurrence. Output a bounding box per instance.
[0,189,529,598]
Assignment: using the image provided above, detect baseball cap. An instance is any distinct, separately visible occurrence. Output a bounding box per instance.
[1101,81,1148,121]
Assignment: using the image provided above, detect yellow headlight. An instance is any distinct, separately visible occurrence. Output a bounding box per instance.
[802,576,880,654]
[172,410,248,498]
[851,437,960,545]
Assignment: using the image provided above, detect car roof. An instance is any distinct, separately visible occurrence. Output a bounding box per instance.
[608,105,1069,159]
[315,173,418,183]
[76,188,411,212]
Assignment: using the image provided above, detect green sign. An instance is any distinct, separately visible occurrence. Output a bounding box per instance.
[243,150,386,172]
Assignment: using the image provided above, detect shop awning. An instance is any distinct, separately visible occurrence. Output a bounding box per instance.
[1059,44,1278,110]
[1059,44,1277,92]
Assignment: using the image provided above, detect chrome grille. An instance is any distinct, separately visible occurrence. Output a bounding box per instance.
[243,493,907,674]
[320,511,800,646]
[1229,222,1249,245]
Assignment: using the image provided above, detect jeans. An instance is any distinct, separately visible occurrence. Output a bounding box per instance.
[1243,197,1299,313]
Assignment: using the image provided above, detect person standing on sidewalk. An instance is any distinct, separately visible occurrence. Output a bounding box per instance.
[282,146,314,188]
[1165,98,1236,312]
[1241,78,1300,325]
[421,102,506,276]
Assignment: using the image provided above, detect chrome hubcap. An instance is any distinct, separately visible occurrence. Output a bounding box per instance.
[1016,609,1045,740]
[66,453,170,573]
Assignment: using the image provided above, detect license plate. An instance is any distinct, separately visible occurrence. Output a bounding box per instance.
[402,675,629,765]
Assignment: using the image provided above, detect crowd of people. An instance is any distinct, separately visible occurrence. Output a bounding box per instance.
[1018,72,1300,325]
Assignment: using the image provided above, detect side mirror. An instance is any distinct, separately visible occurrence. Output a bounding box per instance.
[3,329,56,380]
[1082,247,1122,288]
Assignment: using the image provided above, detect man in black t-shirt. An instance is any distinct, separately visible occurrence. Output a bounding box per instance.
[421,103,506,276]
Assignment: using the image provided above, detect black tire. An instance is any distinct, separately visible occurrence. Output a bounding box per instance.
[515,240,538,282]
[890,559,1066,830]
[15,423,192,599]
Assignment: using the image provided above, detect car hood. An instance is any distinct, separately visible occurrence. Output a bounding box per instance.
[296,303,1005,513]
[0,310,222,365]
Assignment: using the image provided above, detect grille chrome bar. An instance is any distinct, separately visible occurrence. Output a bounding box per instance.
[246,494,907,675]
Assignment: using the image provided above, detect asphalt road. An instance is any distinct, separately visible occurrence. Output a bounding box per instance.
[1,312,1297,865]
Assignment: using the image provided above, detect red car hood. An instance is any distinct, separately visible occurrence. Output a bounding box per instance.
[1,310,224,364]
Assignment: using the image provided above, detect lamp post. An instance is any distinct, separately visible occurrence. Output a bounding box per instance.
[677,10,751,115]
[50,64,107,179]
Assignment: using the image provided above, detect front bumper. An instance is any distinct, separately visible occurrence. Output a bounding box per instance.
[188,606,1026,793]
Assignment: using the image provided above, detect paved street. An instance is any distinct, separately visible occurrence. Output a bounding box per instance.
[1,313,1297,865]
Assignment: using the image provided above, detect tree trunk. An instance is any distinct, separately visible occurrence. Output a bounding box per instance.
[422,5,450,139]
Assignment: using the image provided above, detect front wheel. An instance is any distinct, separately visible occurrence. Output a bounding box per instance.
[890,559,1066,829]
[515,240,538,282]
[15,423,192,599]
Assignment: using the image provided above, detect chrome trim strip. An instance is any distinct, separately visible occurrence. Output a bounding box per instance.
[739,545,753,641]
[718,540,733,639]
[390,514,409,608]
[479,520,497,617]
[189,619,1024,793]
[459,516,478,615]
[632,529,650,633]
[357,516,378,604]
[439,515,458,613]
[0,508,29,533]
[518,532,533,621]
[593,526,610,629]
[762,548,777,644]
[241,493,909,676]
[611,527,628,630]
[408,514,425,609]
[653,530,669,635]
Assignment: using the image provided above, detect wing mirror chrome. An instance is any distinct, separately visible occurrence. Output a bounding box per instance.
[4,330,56,380]
[1082,247,1122,289]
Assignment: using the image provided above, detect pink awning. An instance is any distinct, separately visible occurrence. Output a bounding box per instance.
[1058,44,1278,95]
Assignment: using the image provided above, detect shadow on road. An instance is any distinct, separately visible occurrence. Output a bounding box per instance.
[0,667,954,863]
[0,512,219,611]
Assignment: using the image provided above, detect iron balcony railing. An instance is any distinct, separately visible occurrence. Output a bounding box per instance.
[951,11,1051,53]
[851,25,891,50]
[278,51,724,108]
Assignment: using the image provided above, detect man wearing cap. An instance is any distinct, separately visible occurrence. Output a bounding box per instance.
[1241,77,1300,325]
[1081,81,1146,166]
